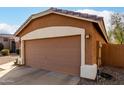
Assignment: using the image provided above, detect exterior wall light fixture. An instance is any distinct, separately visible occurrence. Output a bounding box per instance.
[85,34,90,39]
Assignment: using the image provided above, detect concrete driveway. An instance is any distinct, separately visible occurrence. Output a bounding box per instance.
[0,62,80,85]
[0,54,18,65]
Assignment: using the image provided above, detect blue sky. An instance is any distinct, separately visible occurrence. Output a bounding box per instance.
[0,7,124,26]
[0,7,124,34]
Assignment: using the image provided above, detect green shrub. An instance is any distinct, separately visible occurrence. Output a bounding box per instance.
[0,43,4,51]
[1,49,10,56]
[16,49,20,55]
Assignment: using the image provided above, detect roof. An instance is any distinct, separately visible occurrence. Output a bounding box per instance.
[0,34,15,39]
[14,7,109,42]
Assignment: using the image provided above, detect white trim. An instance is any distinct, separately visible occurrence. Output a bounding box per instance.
[33,11,98,23]
[21,26,97,80]
[21,26,85,66]
[21,40,25,65]
[21,26,84,40]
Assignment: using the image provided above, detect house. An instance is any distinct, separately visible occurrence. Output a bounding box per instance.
[0,34,19,52]
[14,8,108,80]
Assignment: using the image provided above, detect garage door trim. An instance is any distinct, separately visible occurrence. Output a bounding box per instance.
[21,26,86,77]
[21,26,85,65]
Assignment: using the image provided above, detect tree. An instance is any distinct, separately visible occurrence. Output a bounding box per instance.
[108,28,113,43]
[113,25,124,44]
[109,13,124,44]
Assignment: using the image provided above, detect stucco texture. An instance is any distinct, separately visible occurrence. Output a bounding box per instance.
[17,13,106,65]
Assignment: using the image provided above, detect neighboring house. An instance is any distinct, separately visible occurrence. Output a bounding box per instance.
[0,34,19,53]
[14,8,108,80]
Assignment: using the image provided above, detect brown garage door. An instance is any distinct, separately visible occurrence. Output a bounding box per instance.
[24,35,81,76]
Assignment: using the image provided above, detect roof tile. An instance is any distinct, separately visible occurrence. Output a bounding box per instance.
[50,7,102,21]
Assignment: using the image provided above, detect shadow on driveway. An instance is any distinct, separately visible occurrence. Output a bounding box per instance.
[0,63,80,85]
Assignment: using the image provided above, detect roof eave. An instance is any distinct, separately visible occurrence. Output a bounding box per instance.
[97,20,109,43]
[14,9,108,43]
[14,10,98,36]
[14,9,53,36]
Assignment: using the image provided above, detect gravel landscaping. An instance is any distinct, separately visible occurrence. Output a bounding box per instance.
[79,66,124,85]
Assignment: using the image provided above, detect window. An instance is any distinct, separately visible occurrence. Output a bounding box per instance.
[4,38,8,42]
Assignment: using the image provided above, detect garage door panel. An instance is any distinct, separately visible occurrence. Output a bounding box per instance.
[25,35,81,76]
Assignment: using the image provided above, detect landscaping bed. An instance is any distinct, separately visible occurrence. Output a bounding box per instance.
[79,66,124,85]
